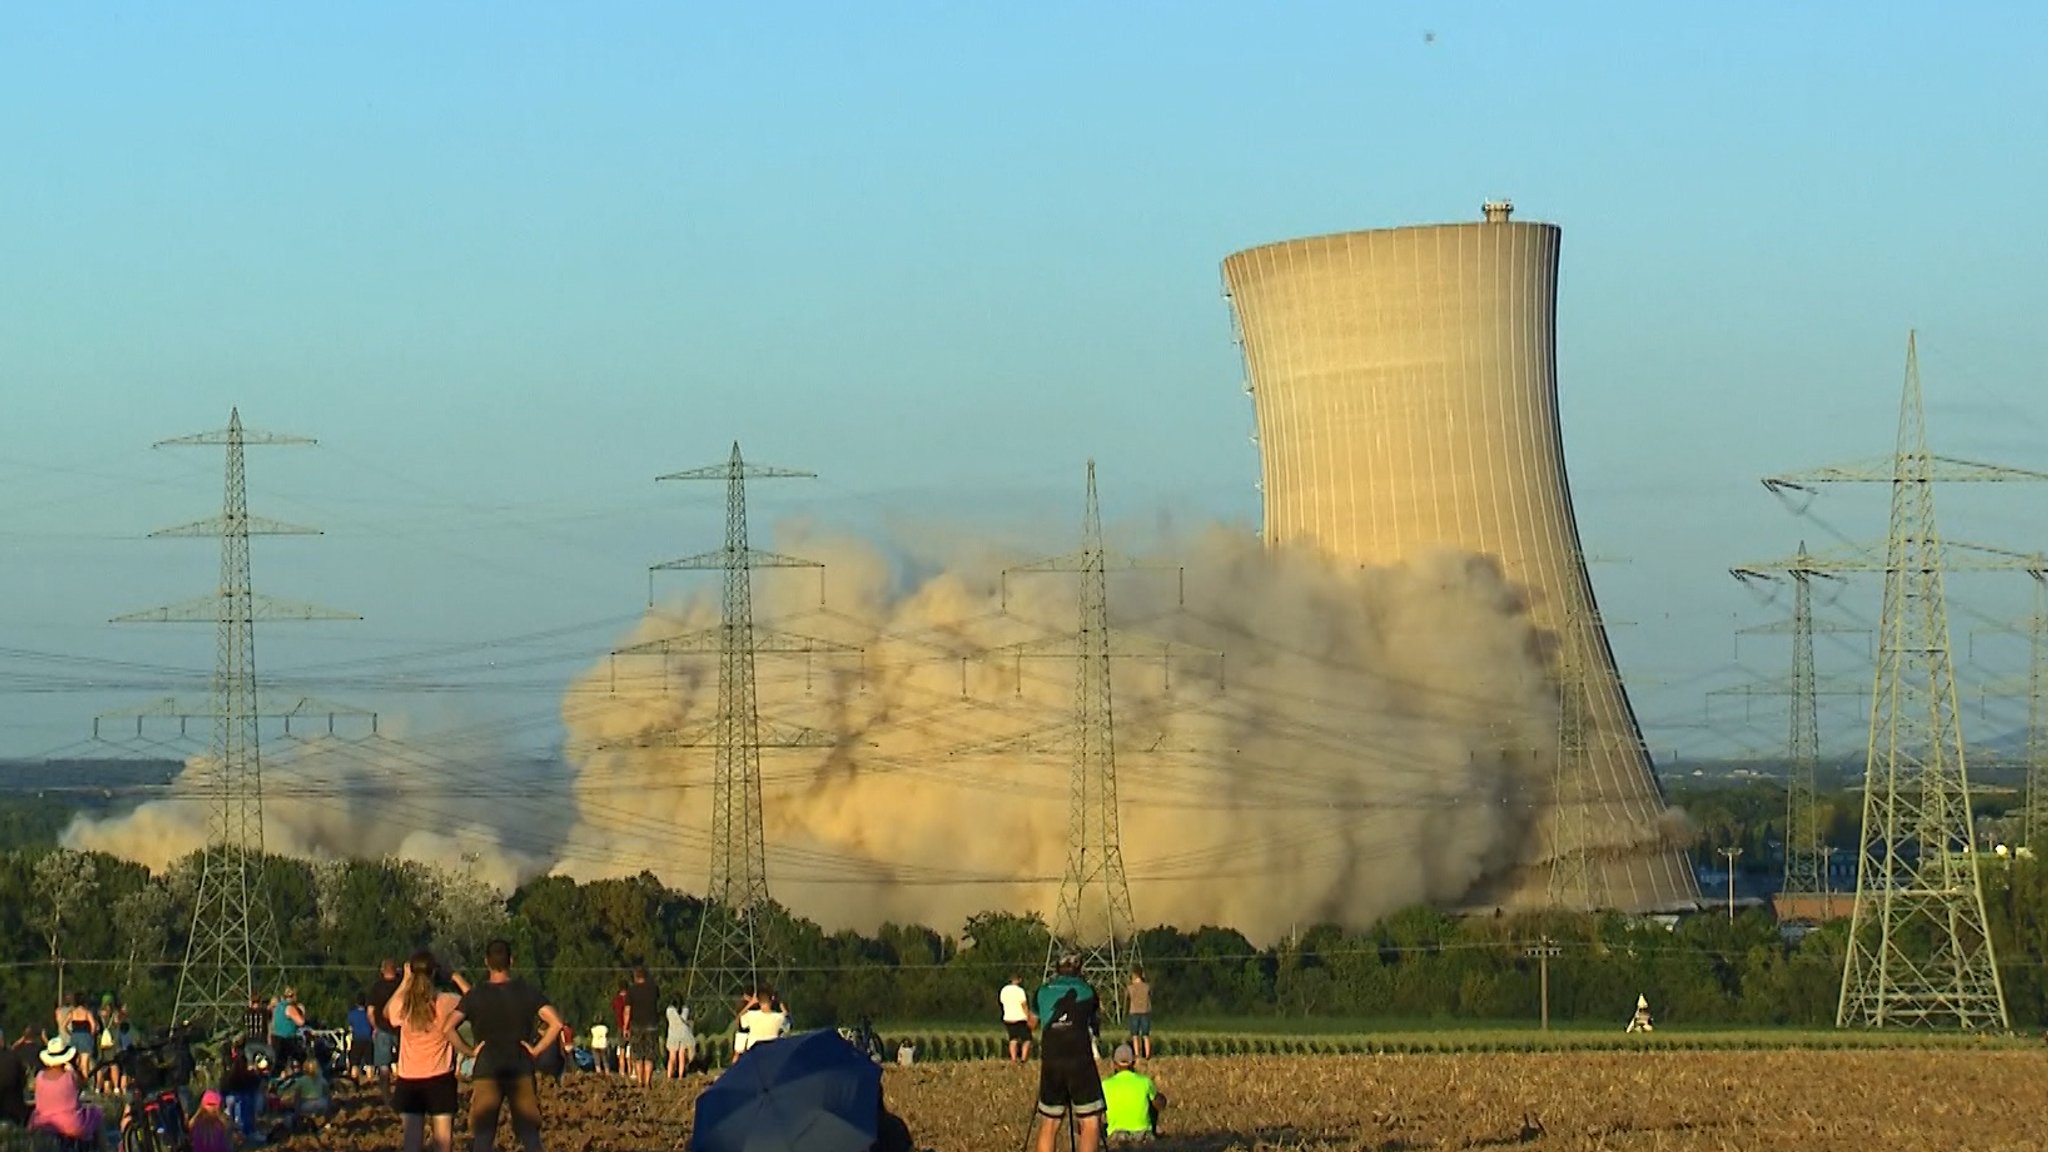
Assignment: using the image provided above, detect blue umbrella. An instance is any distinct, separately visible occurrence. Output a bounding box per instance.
[692,1030,883,1152]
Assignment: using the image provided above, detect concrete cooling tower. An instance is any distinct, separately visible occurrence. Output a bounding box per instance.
[1220,203,1700,913]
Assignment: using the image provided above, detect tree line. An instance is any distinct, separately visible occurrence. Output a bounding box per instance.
[0,777,2037,1037]
[5,837,2047,1041]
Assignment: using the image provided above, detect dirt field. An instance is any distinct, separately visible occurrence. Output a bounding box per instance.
[285,1049,2048,1151]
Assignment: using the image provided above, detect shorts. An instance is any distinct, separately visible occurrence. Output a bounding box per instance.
[349,1037,372,1067]
[1036,1051,1105,1120]
[469,1071,542,1132]
[373,1031,397,1070]
[1127,1013,1151,1037]
[1005,1020,1033,1043]
[392,1073,459,1117]
[631,1026,661,1055]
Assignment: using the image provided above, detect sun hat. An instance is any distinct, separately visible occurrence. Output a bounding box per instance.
[201,1090,223,1110]
[39,1037,75,1067]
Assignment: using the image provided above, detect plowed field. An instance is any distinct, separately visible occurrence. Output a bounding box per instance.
[283,1049,2048,1151]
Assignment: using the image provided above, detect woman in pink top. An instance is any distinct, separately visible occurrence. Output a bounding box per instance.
[29,1037,101,1142]
[386,950,472,1152]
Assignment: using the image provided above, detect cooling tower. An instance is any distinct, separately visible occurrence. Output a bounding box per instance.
[1221,205,1700,913]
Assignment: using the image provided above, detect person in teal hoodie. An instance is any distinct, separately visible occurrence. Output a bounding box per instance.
[1029,954,1105,1152]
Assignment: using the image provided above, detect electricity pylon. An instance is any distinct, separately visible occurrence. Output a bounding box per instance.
[111,409,356,1030]
[1546,601,1644,913]
[1970,564,2048,850]
[1766,333,2048,1029]
[1727,544,1864,898]
[2018,571,2048,853]
[997,462,1181,1015]
[1547,626,1596,911]
[611,443,853,1022]
[2030,572,2048,852]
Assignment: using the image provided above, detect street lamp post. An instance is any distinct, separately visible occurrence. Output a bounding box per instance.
[1523,937,1562,1031]
[1720,847,1743,921]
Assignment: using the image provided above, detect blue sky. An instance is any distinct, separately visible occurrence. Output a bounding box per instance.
[2,2,2045,762]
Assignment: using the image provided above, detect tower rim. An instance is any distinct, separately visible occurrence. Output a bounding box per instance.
[1223,218,1561,269]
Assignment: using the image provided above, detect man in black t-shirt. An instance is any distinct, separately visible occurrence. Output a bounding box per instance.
[622,967,661,1089]
[443,939,565,1152]
[365,958,402,1097]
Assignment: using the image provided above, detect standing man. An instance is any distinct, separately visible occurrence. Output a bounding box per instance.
[1125,967,1152,1060]
[1029,955,1105,1152]
[622,967,661,1089]
[999,975,1032,1064]
[441,939,565,1152]
[608,986,629,1075]
[366,958,402,1099]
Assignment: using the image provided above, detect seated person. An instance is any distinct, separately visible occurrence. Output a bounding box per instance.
[29,1037,102,1144]
[737,991,790,1055]
[1102,1043,1166,1142]
[188,1090,234,1152]
[284,1057,331,1124]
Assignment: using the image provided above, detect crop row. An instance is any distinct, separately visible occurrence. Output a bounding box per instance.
[874,1028,2022,1063]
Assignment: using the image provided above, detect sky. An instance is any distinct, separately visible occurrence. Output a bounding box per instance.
[3,1,2047,766]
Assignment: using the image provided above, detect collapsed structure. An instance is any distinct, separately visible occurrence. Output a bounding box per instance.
[1221,204,1699,912]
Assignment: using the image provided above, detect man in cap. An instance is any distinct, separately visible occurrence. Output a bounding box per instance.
[1101,1043,1165,1142]
[1028,954,1105,1152]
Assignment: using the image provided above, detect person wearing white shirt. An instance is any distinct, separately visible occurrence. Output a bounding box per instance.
[1000,975,1033,1064]
[736,989,791,1058]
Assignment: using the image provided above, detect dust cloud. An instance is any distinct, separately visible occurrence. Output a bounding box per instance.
[62,730,544,893]
[62,519,1639,944]
[561,523,1575,943]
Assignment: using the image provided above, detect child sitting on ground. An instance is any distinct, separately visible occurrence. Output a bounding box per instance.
[189,1090,233,1152]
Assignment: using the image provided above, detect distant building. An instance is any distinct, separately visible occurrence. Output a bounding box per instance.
[1772,892,1850,923]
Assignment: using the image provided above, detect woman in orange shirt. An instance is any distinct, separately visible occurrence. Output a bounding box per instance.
[384,952,471,1152]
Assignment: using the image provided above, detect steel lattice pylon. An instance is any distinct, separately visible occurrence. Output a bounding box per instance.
[1783,562,1826,895]
[1000,463,1145,1009]
[1829,335,2007,1029]
[1546,627,1595,911]
[1727,544,1861,898]
[112,409,355,1030]
[1762,334,2048,1026]
[619,443,849,1029]
[1051,462,1140,1001]
[1964,563,2048,851]
[2026,574,2048,851]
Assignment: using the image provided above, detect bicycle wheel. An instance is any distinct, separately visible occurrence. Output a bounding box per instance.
[118,1121,156,1152]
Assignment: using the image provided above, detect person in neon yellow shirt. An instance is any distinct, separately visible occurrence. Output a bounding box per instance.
[1101,1043,1166,1141]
